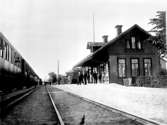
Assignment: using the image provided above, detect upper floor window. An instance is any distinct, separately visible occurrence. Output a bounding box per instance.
[131,37,136,49]
[126,36,142,50]
[137,41,141,49]
[126,40,130,49]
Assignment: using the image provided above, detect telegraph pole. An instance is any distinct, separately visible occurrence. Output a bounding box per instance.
[93,13,95,43]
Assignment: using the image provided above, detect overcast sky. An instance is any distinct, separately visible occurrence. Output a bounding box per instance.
[0,0,166,79]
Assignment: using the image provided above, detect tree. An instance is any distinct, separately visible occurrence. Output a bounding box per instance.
[148,11,166,57]
[48,72,57,83]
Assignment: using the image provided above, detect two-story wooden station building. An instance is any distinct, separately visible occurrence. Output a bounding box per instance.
[74,24,161,85]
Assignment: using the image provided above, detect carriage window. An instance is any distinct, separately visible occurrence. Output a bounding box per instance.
[0,38,3,58]
[8,46,10,61]
[0,49,2,58]
[4,44,8,60]
[6,44,9,61]
[3,43,7,59]
[0,49,2,57]
[9,47,12,62]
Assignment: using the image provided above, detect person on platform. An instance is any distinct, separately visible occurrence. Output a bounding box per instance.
[79,72,83,85]
[83,71,87,85]
[87,71,90,83]
[93,71,97,83]
[98,73,102,83]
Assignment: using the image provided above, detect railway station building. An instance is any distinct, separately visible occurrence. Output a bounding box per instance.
[74,24,162,86]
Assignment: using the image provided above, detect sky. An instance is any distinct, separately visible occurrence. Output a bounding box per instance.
[0,0,166,79]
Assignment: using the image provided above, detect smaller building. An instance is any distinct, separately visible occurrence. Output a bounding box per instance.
[66,67,82,84]
[160,56,167,70]
[87,35,108,53]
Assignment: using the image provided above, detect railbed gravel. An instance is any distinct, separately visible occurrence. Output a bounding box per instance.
[49,86,144,125]
[1,86,59,125]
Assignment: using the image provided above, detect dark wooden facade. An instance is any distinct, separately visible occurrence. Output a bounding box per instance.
[107,24,160,84]
[74,24,161,85]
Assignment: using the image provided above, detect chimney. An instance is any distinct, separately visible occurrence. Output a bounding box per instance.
[115,25,123,36]
[102,35,108,43]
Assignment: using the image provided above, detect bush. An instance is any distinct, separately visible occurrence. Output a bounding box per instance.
[159,69,167,75]
[71,79,78,84]
[135,76,160,87]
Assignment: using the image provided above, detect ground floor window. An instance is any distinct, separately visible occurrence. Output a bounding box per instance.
[118,58,126,77]
[131,58,139,77]
[144,58,152,76]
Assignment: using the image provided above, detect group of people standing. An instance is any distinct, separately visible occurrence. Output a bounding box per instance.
[78,70,102,85]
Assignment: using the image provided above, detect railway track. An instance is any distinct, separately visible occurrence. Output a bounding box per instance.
[0,86,36,118]
[47,85,159,125]
[1,86,59,125]
[46,86,63,125]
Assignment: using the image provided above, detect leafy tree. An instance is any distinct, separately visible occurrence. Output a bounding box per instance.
[48,72,57,83]
[148,11,166,57]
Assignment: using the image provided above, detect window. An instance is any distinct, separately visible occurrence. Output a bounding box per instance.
[0,49,2,57]
[126,37,142,50]
[3,43,7,60]
[131,37,136,49]
[6,44,9,61]
[118,58,126,77]
[7,45,8,60]
[0,38,3,58]
[137,41,141,49]
[131,58,139,77]
[10,47,12,62]
[144,59,152,76]
[126,40,130,49]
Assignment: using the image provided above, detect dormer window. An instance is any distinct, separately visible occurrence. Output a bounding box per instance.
[126,36,142,50]
[137,41,141,49]
[126,40,130,49]
[131,37,136,49]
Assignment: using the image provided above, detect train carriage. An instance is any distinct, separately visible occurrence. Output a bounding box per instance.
[0,32,40,92]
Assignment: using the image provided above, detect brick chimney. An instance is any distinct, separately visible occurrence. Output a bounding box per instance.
[115,25,123,36]
[102,35,108,43]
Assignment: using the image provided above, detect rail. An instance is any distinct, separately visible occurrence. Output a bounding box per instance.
[0,86,36,117]
[46,86,161,125]
[46,86,64,125]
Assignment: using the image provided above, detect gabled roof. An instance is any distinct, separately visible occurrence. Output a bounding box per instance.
[92,24,152,56]
[74,24,152,68]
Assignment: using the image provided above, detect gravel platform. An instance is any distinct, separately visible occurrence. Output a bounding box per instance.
[49,86,144,125]
[1,86,59,125]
